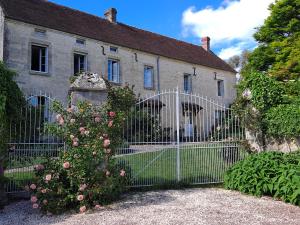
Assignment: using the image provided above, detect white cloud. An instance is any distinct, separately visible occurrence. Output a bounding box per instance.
[181,0,274,59]
[218,46,243,60]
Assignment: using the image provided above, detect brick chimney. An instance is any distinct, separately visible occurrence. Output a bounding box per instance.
[104,8,117,23]
[201,36,210,51]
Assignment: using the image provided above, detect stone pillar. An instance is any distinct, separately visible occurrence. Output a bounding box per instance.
[69,72,108,106]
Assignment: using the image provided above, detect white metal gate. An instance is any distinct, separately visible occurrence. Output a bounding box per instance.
[5,90,246,193]
[5,92,63,193]
[116,89,246,187]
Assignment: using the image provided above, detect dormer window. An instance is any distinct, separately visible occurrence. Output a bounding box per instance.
[76,39,85,45]
[110,46,118,53]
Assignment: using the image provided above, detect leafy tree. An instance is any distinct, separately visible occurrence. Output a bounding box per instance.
[246,0,300,80]
[236,0,300,150]
[227,50,250,72]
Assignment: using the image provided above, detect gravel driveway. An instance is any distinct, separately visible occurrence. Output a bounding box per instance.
[1,188,300,225]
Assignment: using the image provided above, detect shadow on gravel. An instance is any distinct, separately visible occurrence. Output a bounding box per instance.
[112,191,177,210]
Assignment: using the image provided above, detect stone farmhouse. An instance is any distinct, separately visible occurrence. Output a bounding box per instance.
[0,0,237,140]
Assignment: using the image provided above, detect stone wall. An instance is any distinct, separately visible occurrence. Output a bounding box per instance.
[246,130,300,152]
[3,18,236,106]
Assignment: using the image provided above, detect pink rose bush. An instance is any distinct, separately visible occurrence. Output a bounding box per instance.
[29,85,135,215]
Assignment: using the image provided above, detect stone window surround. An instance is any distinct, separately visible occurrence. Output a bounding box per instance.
[107,57,121,85]
[73,50,88,75]
[28,39,52,76]
[217,79,225,97]
[143,64,155,90]
[183,73,192,94]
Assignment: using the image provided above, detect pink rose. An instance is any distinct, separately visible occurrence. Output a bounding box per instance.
[43,199,48,205]
[79,127,85,132]
[108,120,113,128]
[94,116,101,123]
[73,141,79,147]
[103,139,110,148]
[45,174,52,181]
[59,118,65,126]
[31,196,38,203]
[70,119,76,124]
[34,164,45,171]
[77,195,84,201]
[109,111,116,118]
[79,206,86,213]
[41,189,47,194]
[73,137,79,142]
[56,114,62,121]
[32,203,39,209]
[63,162,70,169]
[120,169,126,177]
[67,108,73,113]
[106,171,110,176]
[79,184,87,191]
[30,184,37,190]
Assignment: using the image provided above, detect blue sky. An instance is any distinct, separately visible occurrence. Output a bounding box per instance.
[49,0,274,60]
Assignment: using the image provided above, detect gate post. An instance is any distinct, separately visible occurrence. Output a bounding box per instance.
[176,87,181,182]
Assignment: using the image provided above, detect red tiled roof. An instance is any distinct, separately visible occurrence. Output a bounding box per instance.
[0,0,236,73]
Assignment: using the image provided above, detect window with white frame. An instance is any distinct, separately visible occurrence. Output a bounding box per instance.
[74,53,86,75]
[108,59,120,83]
[31,45,48,73]
[217,80,225,97]
[184,74,192,93]
[144,66,154,89]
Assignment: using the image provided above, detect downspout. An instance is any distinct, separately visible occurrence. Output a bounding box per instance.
[156,56,161,93]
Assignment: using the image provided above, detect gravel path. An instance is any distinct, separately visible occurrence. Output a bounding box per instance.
[1,188,300,225]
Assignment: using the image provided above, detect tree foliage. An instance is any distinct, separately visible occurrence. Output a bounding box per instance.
[235,0,300,146]
[227,50,250,72]
[246,0,300,80]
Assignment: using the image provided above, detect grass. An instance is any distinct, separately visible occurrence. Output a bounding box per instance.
[117,143,246,187]
[4,171,35,192]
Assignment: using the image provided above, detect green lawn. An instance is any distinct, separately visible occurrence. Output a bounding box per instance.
[4,170,35,192]
[117,143,246,186]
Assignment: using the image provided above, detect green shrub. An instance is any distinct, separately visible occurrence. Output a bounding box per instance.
[224,151,300,205]
[29,85,136,214]
[265,104,300,138]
